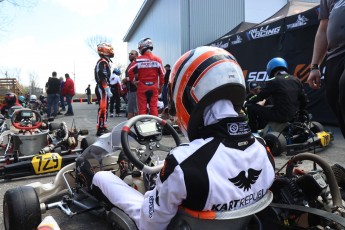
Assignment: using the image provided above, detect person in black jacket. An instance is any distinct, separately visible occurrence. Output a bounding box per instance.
[246,57,308,132]
[45,71,61,118]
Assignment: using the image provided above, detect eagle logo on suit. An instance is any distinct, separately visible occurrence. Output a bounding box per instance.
[229,168,262,191]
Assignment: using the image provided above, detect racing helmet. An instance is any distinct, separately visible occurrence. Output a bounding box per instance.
[138,38,153,55]
[266,57,288,78]
[97,43,114,58]
[113,68,121,76]
[168,46,246,141]
[18,95,26,103]
[30,94,37,101]
[4,92,17,104]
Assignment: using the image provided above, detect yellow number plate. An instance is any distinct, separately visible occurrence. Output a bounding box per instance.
[31,153,62,174]
[317,131,331,147]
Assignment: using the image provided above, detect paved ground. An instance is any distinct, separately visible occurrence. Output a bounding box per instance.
[0,102,344,229]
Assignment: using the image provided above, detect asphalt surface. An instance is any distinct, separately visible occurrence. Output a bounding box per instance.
[0,102,344,229]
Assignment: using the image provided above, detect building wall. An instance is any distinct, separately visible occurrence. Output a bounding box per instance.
[124,0,319,67]
[126,0,182,66]
[181,0,245,53]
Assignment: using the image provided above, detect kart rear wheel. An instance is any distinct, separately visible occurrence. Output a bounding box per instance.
[263,132,286,156]
[310,121,324,133]
[3,186,41,230]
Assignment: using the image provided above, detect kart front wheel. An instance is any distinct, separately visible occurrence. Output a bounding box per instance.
[3,186,41,230]
[263,132,286,156]
[310,121,324,134]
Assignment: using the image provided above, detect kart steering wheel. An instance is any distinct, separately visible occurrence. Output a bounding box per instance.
[121,114,181,174]
[11,109,42,131]
[286,153,343,209]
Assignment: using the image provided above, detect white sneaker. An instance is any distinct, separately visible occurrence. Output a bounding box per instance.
[110,113,114,117]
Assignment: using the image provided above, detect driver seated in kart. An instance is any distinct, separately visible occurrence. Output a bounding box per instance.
[0,92,22,117]
[76,46,275,230]
[246,57,308,133]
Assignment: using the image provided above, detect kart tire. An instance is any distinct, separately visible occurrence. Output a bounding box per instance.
[162,120,173,135]
[263,132,286,157]
[80,137,89,150]
[3,186,41,230]
[310,121,324,134]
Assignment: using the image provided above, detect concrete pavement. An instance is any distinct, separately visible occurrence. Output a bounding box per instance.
[0,102,344,229]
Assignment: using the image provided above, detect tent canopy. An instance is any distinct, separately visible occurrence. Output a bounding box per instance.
[207,0,336,124]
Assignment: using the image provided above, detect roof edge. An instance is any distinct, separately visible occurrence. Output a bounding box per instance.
[123,0,155,42]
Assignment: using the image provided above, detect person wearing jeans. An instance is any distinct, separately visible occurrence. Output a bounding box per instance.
[62,73,75,116]
[45,71,61,118]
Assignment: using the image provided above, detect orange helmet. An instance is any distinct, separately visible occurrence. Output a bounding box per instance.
[97,43,114,58]
[168,46,246,141]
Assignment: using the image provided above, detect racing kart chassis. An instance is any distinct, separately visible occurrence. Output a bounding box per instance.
[0,109,89,180]
[3,115,345,230]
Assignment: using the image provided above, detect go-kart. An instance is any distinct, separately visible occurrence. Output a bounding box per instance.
[0,108,89,180]
[3,115,345,230]
[260,110,334,156]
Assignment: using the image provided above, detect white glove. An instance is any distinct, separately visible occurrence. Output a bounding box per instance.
[105,87,113,97]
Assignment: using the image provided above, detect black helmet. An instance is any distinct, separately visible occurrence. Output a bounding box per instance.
[5,92,17,104]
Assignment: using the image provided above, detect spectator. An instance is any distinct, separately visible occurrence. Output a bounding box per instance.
[94,43,114,136]
[59,77,66,113]
[246,57,308,132]
[45,71,60,118]
[307,0,345,138]
[162,64,171,107]
[62,73,75,116]
[76,46,275,230]
[125,50,138,119]
[129,38,164,116]
[85,84,92,104]
[109,68,122,117]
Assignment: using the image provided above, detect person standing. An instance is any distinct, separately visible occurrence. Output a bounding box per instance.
[45,71,60,118]
[162,64,171,107]
[59,77,66,112]
[109,68,122,117]
[307,0,345,138]
[125,50,139,119]
[129,38,164,116]
[94,43,114,136]
[85,84,92,104]
[62,73,75,116]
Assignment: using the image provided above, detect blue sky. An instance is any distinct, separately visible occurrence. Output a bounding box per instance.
[0,0,144,93]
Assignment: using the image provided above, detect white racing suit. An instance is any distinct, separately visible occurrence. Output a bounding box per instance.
[92,118,275,230]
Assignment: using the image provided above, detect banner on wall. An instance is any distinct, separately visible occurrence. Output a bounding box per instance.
[208,1,336,125]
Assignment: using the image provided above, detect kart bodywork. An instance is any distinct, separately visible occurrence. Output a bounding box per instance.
[3,115,345,230]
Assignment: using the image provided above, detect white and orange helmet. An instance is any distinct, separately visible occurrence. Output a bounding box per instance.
[97,43,114,58]
[168,46,246,141]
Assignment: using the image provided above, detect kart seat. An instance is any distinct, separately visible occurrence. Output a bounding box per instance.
[167,191,273,230]
[107,191,273,230]
[12,130,49,156]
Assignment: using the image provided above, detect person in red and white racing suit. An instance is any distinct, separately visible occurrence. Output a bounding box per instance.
[94,43,114,136]
[81,46,275,230]
[128,38,164,116]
